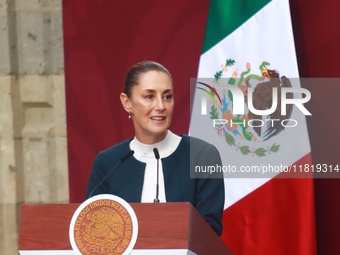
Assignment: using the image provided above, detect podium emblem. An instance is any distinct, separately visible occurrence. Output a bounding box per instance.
[69,194,138,255]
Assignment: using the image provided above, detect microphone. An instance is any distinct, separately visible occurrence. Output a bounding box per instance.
[88,150,134,198]
[153,148,160,203]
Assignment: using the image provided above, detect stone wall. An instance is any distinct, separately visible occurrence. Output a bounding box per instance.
[0,1,68,254]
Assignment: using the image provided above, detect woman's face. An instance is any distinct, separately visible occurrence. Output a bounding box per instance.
[122,70,174,144]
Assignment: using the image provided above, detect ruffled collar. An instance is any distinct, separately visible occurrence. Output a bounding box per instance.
[130,130,181,163]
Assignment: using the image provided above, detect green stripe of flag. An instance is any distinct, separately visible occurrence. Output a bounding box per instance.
[202,0,271,54]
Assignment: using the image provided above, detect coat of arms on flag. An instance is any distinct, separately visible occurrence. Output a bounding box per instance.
[196,59,299,157]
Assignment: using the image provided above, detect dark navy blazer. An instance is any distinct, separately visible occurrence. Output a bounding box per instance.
[86,135,225,235]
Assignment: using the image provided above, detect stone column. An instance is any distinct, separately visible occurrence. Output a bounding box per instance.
[0,1,68,254]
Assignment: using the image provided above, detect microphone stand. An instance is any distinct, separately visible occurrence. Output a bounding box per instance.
[153,148,160,203]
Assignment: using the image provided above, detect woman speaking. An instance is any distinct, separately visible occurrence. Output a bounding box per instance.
[86,60,225,236]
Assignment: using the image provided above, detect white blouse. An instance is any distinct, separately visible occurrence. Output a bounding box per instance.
[129,130,181,202]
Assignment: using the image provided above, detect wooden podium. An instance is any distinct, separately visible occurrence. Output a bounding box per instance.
[19,202,233,255]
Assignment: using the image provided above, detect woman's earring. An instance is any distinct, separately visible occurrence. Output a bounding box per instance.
[128,112,132,119]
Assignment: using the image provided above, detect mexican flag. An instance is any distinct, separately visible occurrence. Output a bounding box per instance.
[190,0,316,254]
